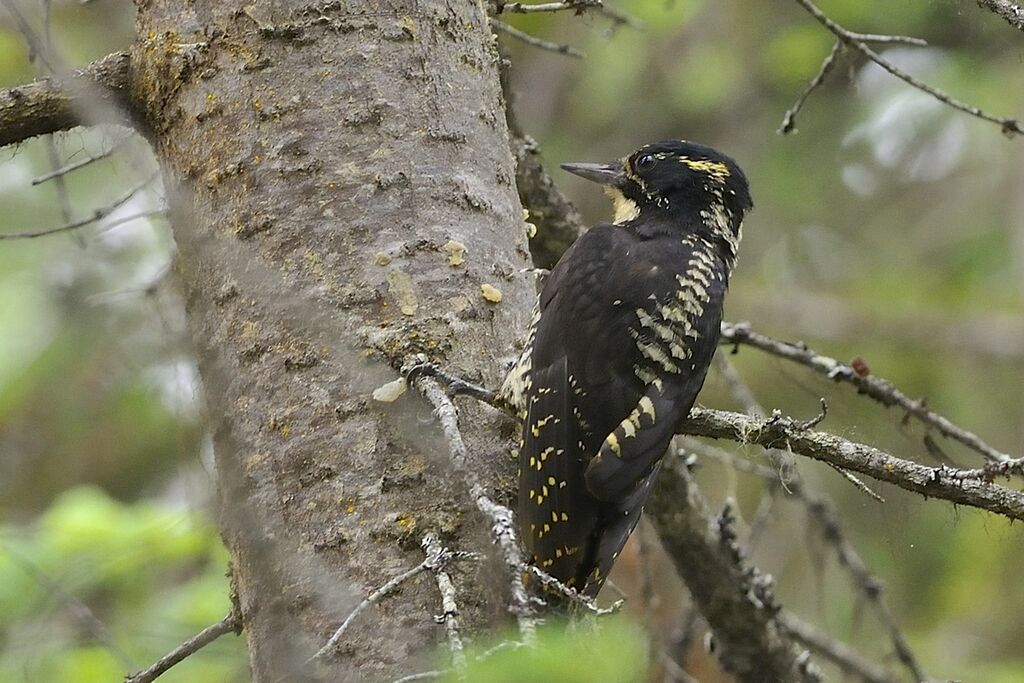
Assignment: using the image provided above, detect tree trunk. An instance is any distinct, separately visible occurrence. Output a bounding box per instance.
[130,1,533,679]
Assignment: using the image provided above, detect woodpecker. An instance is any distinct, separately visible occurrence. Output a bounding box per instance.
[500,140,752,597]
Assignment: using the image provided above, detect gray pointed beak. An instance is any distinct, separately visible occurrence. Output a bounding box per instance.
[560,161,625,186]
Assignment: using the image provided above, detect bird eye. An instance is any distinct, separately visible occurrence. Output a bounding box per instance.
[635,154,656,171]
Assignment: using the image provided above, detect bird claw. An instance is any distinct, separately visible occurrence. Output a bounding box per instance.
[402,357,499,405]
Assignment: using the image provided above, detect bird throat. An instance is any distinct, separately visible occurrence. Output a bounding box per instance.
[605,187,641,225]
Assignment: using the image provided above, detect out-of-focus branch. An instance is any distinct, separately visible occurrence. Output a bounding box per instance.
[976,0,1024,32]
[2,544,137,671]
[690,441,927,682]
[720,322,1014,464]
[779,612,900,683]
[648,461,821,682]
[795,0,1021,136]
[779,41,844,135]
[32,134,130,185]
[682,407,1024,521]
[0,51,133,148]
[492,19,584,58]
[501,37,586,268]
[0,172,159,240]
[125,610,242,683]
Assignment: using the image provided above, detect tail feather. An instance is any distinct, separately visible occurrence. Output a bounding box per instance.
[519,358,600,589]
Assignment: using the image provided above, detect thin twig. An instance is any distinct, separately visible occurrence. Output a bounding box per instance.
[523,564,624,615]
[390,641,528,683]
[663,610,704,683]
[492,19,584,58]
[779,612,900,683]
[690,442,927,682]
[500,0,643,29]
[715,355,878,501]
[779,40,844,134]
[660,652,701,683]
[93,209,170,237]
[32,135,127,185]
[0,172,159,240]
[795,0,1021,136]
[825,463,886,503]
[309,543,481,665]
[502,0,601,13]
[593,3,644,29]
[125,611,242,683]
[409,371,539,644]
[721,321,1014,464]
[948,457,1024,482]
[392,672,445,683]
[845,31,927,46]
[1,544,137,671]
[422,533,468,671]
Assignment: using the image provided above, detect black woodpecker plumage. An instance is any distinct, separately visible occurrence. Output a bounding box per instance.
[500,140,753,597]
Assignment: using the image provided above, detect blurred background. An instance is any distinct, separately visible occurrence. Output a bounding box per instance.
[0,0,1021,681]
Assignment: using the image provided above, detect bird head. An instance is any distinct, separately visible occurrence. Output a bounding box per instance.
[561,140,752,251]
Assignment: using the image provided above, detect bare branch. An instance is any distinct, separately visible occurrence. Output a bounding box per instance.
[523,564,623,615]
[1,544,137,671]
[93,209,170,238]
[499,0,643,29]
[660,652,701,683]
[779,41,844,134]
[949,457,1024,482]
[0,172,160,241]
[32,134,129,185]
[795,0,1021,136]
[779,612,900,683]
[715,355,879,502]
[845,32,927,46]
[0,51,132,148]
[825,463,886,503]
[647,461,822,682]
[492,19,584,58]
[720,322,1014,464]
[408,371,539,643]
[392,672,445,682]
[509,134,585,268]
[689,442,927,682]
[683,407,1024,521]
[422,533,468,671]
[124,611,241,683]
[309,562,431,662]
[501,0,602,14]
[976,0,1024,32]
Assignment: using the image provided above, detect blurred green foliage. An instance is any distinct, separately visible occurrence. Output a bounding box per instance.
[1,0,1022,681]
[0,487,243,682]
[449,620,648,683]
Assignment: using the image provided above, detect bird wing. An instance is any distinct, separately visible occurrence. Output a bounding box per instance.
[518,224,727,594]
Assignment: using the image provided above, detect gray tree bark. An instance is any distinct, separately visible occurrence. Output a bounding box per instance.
[128,1,534,679]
